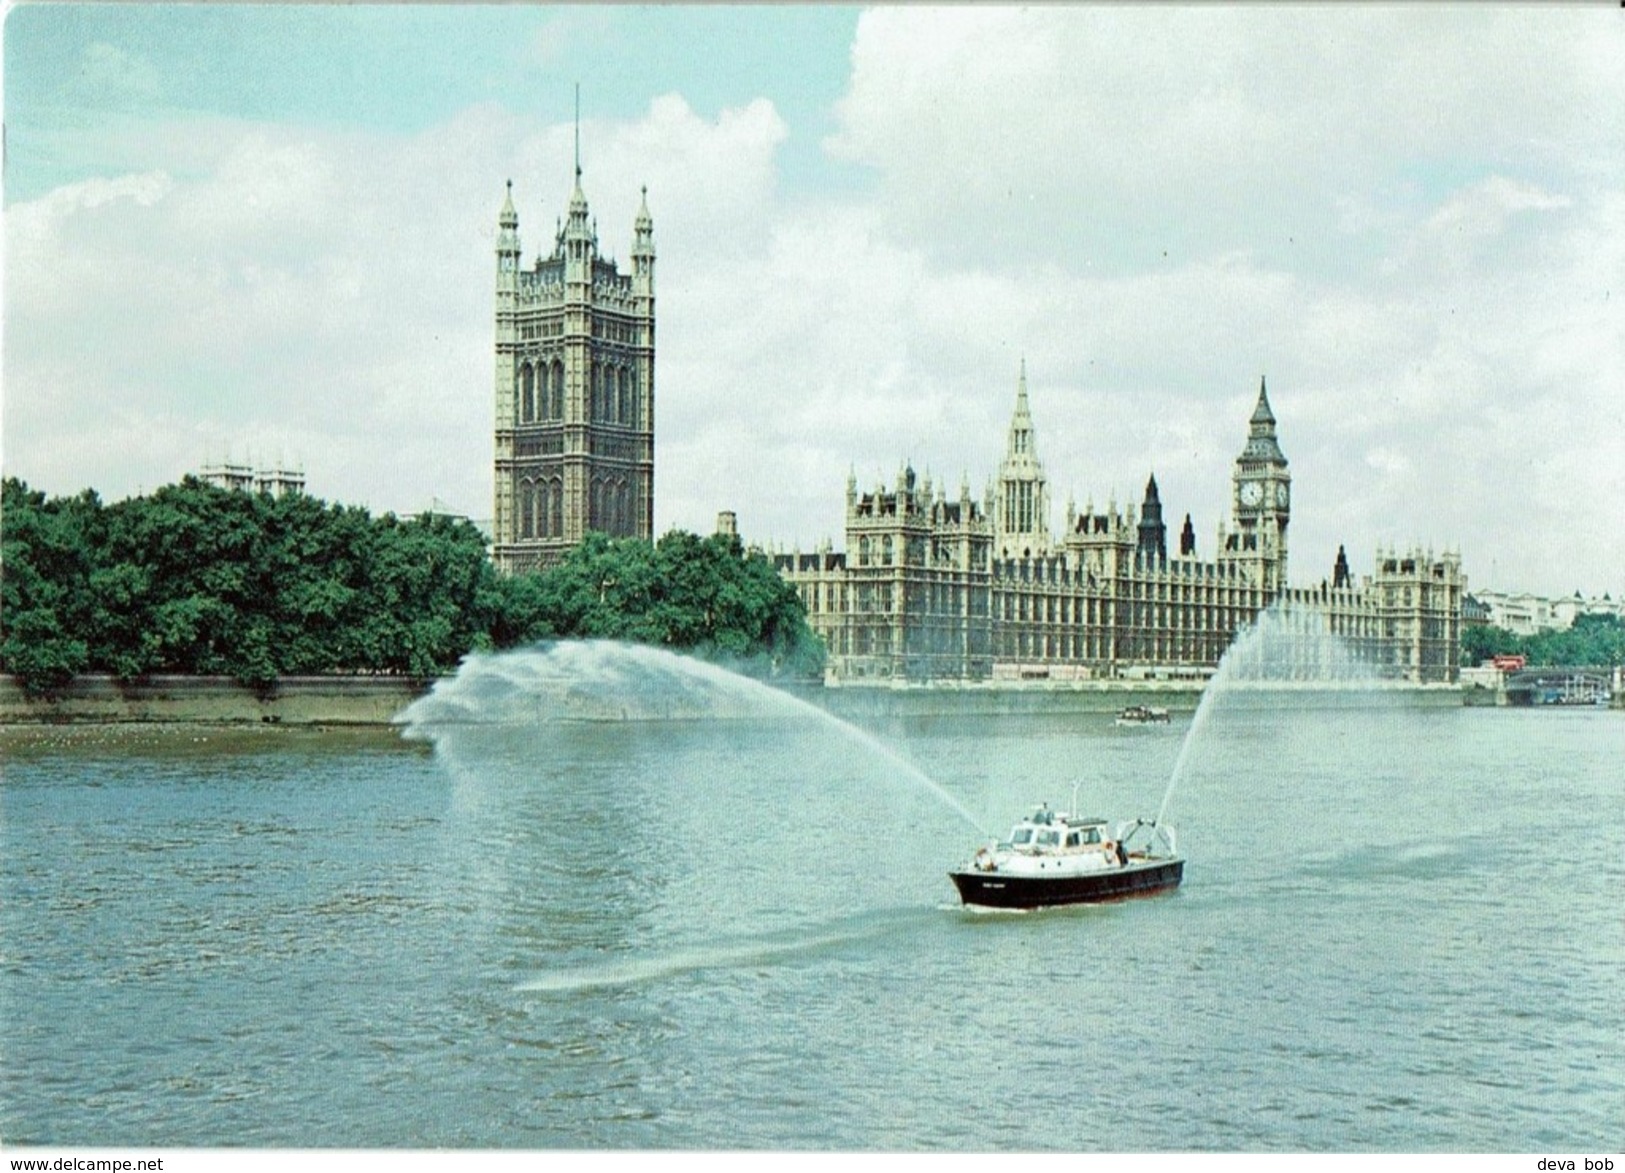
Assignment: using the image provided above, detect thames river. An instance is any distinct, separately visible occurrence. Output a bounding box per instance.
[2,660,1620,1150]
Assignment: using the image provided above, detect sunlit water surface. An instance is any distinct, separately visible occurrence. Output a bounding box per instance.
[2,691,1620,1149]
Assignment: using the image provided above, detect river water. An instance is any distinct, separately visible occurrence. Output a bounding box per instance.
[2,681,1620,1150]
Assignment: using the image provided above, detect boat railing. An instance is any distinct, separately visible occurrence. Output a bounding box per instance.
[1117,817,1178,859]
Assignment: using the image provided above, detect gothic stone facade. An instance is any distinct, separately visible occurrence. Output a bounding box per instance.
[776,372,1463,686]
[492,173,655,573]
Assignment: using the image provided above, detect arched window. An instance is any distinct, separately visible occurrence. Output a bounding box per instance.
[549,478,563,537]
[617,367,630,425]
[616,480,629,533]
[521,364,535,422]
[550,361,564,420]
[536,481,551,537]
[519,478,535,538]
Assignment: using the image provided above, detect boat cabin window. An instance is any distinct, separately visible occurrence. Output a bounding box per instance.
[1085,828,1102,844]
[1036,829,1061,847]
[1010,827,1034,845]
[1065,832,1081,848]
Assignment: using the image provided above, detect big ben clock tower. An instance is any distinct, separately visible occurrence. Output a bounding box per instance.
[1231,376,1291,593]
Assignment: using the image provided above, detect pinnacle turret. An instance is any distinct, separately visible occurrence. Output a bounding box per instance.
[1137,473,1167,566]
[495,180,521,281]
[632,185,656,288]
[1333,544,1352,589]
[498,179,517,229]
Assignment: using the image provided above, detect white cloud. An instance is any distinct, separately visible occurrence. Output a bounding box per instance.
[4,9,1623,598]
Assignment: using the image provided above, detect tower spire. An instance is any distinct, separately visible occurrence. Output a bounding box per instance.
[1251,374,1275,426]
[1242,374,1285,462]
[995,359,1050,557]
[574,82,582,182]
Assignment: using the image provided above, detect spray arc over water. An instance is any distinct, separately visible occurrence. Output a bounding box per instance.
[397,640,987,835]
[1157,602,1388,825]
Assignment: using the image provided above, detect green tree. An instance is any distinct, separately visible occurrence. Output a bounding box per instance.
[496,529,825,676]
[3,478,823,689]
[1461,614,1625,668]
[1,479,97,694]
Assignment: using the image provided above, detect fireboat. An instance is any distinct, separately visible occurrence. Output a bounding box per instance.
[949,788,1183,910]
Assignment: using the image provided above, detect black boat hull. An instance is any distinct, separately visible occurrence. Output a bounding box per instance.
[950,858,1183,909]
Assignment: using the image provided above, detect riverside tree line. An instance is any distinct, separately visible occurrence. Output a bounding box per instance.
[0,477,825,695]
[1460,611,1625,672]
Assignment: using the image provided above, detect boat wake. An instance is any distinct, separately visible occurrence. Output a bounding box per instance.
[514,909,921,993]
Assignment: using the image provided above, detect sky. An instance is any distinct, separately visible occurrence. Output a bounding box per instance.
[4,3,1622,599]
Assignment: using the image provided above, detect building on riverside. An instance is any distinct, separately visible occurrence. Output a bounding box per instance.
[490,155,655,573]
[1470,588,1625,635]
[774,369,1464,685]
[197,460,305,498]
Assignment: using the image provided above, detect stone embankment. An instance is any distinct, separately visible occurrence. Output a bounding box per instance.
[0,673,1475,726]
[0,674,429,726]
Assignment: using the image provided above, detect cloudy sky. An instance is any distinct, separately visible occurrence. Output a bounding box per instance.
[5,4,1622,597]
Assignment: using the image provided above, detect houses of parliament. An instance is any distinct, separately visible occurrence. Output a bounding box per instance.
[488,168,1463,685]
[772,367,1464,686]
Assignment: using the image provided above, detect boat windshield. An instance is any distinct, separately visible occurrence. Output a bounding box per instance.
[1010,827,1034,845]
[1035,829,1061,848]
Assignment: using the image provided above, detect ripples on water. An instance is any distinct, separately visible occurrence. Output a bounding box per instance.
[2,677,1621,1150]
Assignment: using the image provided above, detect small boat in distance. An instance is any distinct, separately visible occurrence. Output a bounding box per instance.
[1115,704,1171,726]
[949,793,1183,910]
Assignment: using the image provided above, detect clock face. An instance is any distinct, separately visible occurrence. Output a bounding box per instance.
[1275,482,1289,508]
[1239,481,1262,506]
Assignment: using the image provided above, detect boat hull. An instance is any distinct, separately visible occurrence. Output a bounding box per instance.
[949,858,1183,910]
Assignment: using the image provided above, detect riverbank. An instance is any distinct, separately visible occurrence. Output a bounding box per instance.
[0,674,427,727]
[0,672,1482,726]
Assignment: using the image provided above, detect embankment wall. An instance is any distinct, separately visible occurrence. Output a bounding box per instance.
[799,680,1464,720]
[0,675,428,726]
[0,673,1474,726]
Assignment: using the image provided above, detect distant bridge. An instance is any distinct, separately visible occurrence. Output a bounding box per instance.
[1504,666,1617,706]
